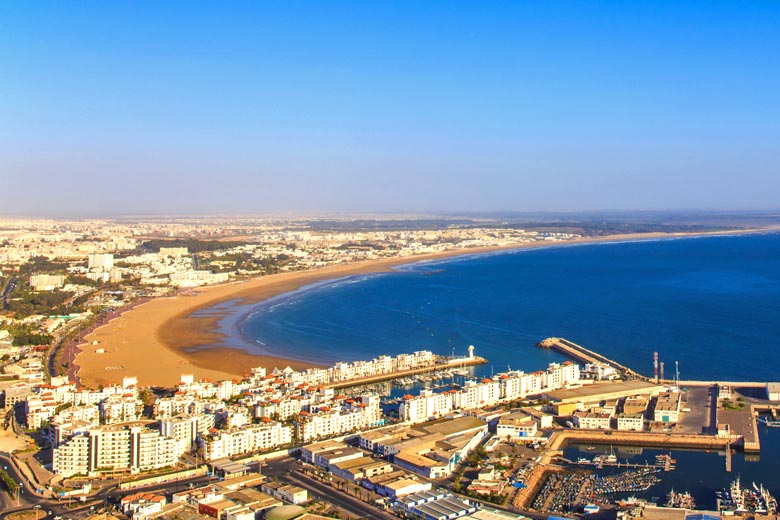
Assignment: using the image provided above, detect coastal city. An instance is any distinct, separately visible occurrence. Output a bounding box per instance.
[5,2,780,520]
[2,217,780,520]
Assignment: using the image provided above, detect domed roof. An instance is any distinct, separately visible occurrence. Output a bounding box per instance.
[264,505,307,520]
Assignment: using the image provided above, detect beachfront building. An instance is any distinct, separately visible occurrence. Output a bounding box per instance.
[399,362,581,423]
[169,270,230,287]
[22,376,140,429]
[292,350,438,386]
[399,389,455,423]
[581,362,619,380]
[294,395,382,442]
[99,394,143,424]
[201,422,292,461]
[52,424,178,477]
[175,375,243,401]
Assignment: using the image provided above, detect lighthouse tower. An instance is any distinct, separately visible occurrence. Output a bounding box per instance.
[468,345,475,359]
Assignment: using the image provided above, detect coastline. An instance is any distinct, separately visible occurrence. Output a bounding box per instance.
[73,228,775,388]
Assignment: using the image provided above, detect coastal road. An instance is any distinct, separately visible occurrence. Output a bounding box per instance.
[0,451,35,514]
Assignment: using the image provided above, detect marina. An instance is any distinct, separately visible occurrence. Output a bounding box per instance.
[666,489,696,509]
[717,477,779,515]
[531,467,663,514]
[328,353,486,389]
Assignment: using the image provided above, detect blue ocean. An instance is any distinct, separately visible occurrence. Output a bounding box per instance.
[226,232,780,507]
[237,233,780,382]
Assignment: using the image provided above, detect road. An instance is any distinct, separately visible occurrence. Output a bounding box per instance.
[1,452,26,512]
[285,471,396,520]
[259,456,393,519]
[0,451,135,520]
[1,277,16,310]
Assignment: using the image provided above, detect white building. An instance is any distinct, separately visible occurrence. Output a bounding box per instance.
[496,411,538,438]
[160,414,214,456]
[29,273,65,290]
[52,425,178,477]
[654,392,682,423]
[202,422,292,461]
[88,253,114,270]
[399,362,582,423]
[617,413,644,431]
[572,411,612,429]
[99,394,143,424]
[295,395,381,441]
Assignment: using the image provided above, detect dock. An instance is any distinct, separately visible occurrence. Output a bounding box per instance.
[327,355,487,389]
[548,430,733,452]
[725,445,732,472]
[537,337,646,379]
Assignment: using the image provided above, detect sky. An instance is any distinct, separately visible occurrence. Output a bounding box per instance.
[1,1,779,217]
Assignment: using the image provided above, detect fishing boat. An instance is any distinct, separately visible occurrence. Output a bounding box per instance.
[721,477,778,514]
[605,446,618,464]
[666,489,695,509]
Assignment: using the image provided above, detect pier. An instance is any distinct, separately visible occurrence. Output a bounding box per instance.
[549,430,733,452]
[327,355,487,389]
[537,337,646,379]
[562,457,667,471]
[726,445,732,472]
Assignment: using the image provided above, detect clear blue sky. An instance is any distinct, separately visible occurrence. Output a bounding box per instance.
[2,1,779,216]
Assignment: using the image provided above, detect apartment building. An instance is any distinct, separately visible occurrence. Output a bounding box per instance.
[202,422,292,461]
[53,424,178,477]
[160,414,215,456]
[400,362,581,423]
[29,274,65,290]
[99,394,143,424]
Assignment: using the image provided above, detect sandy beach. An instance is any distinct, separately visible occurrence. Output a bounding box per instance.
[74,229,773,388]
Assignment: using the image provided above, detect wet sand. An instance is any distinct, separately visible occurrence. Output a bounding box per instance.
[74,229,772,388]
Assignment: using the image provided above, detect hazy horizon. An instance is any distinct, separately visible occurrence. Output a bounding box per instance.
[3,2,779,216]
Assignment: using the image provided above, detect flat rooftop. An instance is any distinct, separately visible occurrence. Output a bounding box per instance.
[545,380,662,403]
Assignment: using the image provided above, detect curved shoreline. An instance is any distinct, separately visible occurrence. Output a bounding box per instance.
[73,228,775,388]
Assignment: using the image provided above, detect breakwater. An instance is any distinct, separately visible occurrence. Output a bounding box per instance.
[548,430,732,451]
[537,337,646,379]
[328,355,487,389]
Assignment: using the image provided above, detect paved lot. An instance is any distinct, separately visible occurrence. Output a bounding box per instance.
[677,385,716,434]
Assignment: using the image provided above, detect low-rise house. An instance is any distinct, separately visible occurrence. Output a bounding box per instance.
[617,413,644,431]
[572,410,612,429]
[496,412,538,439]
[654,392,682,423]
[261,482,308,505]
